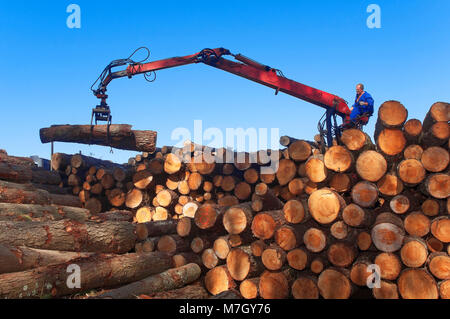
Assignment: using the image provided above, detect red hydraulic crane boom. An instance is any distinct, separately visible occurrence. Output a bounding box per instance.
[91,47,352,146]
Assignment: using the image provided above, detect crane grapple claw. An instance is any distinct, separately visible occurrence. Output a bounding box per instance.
[91,104,112,126]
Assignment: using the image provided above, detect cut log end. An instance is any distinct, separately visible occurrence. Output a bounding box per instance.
[398,268,438,299]
[259,271,289,299]
[292,277,319,299]
[318,268,352,299]
[204,266,236,296]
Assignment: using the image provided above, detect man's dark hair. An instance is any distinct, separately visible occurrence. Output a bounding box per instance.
[357,83,365,90]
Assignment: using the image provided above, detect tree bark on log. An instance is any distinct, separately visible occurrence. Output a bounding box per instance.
[49,194,82,208]
[0,183,51,205]
[0,203,90,222]
[209,288,243,299]
[32,183,71,195]
[0,244,94,274]
[0,251,173,299]
[31,168,61,185]
[0,220,136,253]
[253,183,283,210]
[0,163,32,184]
[40,125,157,153]
[70,153,125,172]
[93,263,201,299]
[0,152,36,167]
[143,281,209,299]
[94,210,133,222]
[135,220,178,241]
[0,181,82,208]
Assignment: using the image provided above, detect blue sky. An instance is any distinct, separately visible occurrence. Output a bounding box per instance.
[1,0,449,164]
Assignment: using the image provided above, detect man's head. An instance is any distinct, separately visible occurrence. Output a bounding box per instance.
[356,83,364,95]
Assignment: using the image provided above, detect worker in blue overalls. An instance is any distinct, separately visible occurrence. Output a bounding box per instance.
[350,83,374,125]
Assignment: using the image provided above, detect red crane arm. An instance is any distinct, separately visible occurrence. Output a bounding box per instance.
[97,48,350,119]
[205,53,351,117]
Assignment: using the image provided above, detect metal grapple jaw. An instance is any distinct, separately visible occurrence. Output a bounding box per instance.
[91,94,112,126]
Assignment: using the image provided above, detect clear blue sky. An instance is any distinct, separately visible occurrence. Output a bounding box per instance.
[1,0,449,164]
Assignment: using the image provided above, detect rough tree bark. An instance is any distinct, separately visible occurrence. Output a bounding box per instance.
[0,220,136,253]
[0,252,173,298]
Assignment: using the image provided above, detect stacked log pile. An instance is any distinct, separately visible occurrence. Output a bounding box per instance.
[0,151,200,299]
[0,101,448,299]
[49,152,136,216]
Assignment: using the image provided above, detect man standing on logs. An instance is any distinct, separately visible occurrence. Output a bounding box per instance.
[349,83,374,127]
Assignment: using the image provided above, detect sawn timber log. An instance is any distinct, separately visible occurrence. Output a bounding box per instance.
[39,125,157,153]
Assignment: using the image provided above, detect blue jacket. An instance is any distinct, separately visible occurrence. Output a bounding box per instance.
[351,91,374,120]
